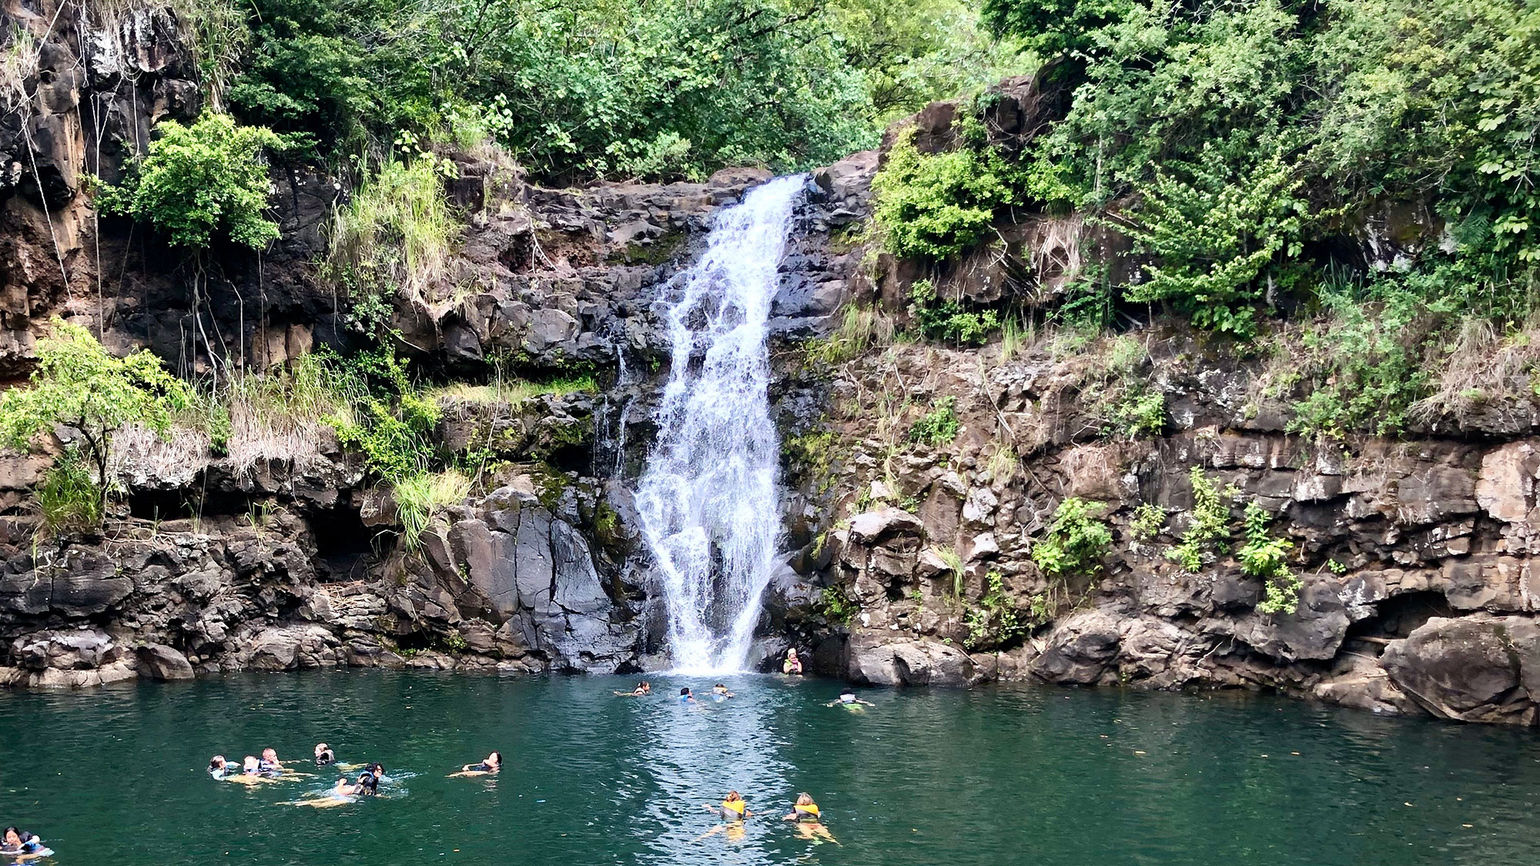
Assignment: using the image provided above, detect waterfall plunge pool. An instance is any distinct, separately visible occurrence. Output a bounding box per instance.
[1,672,1535,864]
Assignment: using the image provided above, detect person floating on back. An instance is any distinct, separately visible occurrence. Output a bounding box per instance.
[678,687,697,704]
[314,743,336,766]
[704,790,752,821]
[450,751,502,777]
[827,690,874,708]
[208,755,231,780]
[783,648,803,675]
[783,793,839,844]
[614,681,651,696]
[710,683,734,701]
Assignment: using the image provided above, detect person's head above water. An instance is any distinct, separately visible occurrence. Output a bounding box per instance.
[314,743,330,756]
[242,755,260,773]
[796,793,815,806]
[787,648,798,657]
[369,762,385,777]
[2,828,20,848]
[208,755,227,771]
[485,751,502,768]
[680,687,691,696]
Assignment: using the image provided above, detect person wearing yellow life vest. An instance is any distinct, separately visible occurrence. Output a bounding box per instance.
[782,793,838,845]
[704,790,752,821]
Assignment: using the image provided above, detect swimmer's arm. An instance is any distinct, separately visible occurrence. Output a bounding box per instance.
[781,812,798,821]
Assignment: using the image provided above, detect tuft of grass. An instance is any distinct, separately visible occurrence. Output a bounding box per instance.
[804,304,896,367]
[429,373,598,407]
[222,355,344,473]
[330,155,458,310]
[37,449,103,537]
[933,546,965,596]
[395,469,473,551]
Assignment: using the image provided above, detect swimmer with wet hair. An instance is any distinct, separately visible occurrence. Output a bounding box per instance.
[314,743,336,766]
[697,791,753,841]
[1,827,49,859]
[678,687,697,704]
[783,793,838,844]
[258,747,284,776]
[449,751,502,777]
[613,681,651,696]
[208,755,231,779]
[710,683,734,701]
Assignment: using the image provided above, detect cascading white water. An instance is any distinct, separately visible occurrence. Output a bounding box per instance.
[633,175,804,674]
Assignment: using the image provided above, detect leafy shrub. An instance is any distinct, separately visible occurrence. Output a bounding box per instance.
[1105,388,1165,439]
[1129,502,1165,541]
[964,570,1024,651]
[908,280,1001,345]
[873,129,1017,260]
[97,114,283,250]
[0,321,194,519]
[1288,278,1454,437]
[1122,152,1307,338]
[819,585,858,624]
[1239,503,1300,615]
[1031,497,1112,576]
[1169,468,1233,573]
[909,396,961,446]
[324,348,440,483]
[36,449,104,536]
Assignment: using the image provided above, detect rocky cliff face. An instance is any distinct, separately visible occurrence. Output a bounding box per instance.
[3,12,1537,730]
[0,0,861,683]
[771,83,1540,728]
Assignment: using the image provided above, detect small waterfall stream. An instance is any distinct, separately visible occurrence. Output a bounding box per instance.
[633,175,804,674]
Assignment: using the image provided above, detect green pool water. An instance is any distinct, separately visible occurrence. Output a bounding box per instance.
[1,672,1536,864]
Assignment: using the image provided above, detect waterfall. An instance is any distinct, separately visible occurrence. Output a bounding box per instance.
[633,175,804,674]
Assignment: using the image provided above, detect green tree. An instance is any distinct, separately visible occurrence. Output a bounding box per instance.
[0,321,195,519]
[98,113,284,250]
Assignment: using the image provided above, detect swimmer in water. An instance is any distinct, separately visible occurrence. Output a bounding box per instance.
[225,755,277,785]
[710,683,734,701]
[359,762,384,795]
[290,775,364,808]
[827,689,874,708]
[314,743,336,766]
[783,793,839,844]
[613,681,651,697]
[208,755,231,779]
[1,827,45,857]
[678,687,697,704]
[783,648,803,675]
[258,747,284,776]
[697,791,752,840]
[449,751,502,777]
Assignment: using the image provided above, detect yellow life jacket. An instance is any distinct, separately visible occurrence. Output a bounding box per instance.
[794,803,820,820]
[722,798,747,817]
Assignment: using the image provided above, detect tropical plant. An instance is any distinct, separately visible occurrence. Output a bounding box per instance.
[1031,496,1112,576]
[0,321,194,520]
[96,113,283,250]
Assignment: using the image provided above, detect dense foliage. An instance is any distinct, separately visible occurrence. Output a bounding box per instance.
[97,114,283,250]
[873,0,1540,350]
[209,0,1020,179]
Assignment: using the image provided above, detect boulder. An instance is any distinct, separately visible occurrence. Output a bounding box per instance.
[845,630,975,686]
[137,644,195,681]
[1033,610,1123,684]
[1382,614,1540,724]
[847,508,924,544]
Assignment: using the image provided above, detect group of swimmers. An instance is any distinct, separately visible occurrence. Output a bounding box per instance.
[0,828,49,861]
[208,742,502,807]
